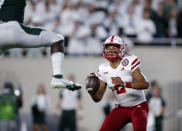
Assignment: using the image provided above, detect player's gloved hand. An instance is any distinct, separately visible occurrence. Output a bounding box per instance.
[111,77,124,87]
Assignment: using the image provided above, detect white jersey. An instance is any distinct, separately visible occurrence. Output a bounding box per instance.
[98,54,147,107]
[60,89,81,110]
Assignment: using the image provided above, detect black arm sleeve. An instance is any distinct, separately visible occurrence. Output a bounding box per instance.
[161,97,166,107]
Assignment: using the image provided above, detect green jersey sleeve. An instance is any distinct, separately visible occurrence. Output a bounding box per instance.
[0,0,26,23]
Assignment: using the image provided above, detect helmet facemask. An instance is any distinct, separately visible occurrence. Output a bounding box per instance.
[103,35,126,62]
[103,44,122,61]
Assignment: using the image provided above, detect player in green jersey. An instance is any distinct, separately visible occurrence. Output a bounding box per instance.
[0,0,81,91]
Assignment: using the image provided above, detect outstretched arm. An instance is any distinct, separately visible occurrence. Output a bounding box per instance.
[131,68,149,89]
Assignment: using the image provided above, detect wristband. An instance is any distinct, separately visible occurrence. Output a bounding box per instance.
[124,82,132,88]
[124,82,126,87]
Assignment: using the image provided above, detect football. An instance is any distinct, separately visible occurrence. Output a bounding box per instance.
[86,73,100,95]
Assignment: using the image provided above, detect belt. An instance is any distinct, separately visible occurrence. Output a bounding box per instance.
[115,101,148,108]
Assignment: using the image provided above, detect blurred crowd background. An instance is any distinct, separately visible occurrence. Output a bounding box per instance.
[1,0,182,131]
[2,0,182,57]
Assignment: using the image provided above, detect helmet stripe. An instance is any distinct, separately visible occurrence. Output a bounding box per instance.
[110,35,115,42]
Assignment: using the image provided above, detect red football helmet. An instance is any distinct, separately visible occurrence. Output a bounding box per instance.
[103,35,126,61]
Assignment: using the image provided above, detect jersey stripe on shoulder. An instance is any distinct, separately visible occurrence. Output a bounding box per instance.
[132,58,138,65]
[131,61,140,70]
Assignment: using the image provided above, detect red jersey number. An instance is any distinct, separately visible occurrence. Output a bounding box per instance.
[113,77,126,94]
[114,85,126,94]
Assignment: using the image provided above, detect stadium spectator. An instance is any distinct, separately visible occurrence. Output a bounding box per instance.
[146,80,160,101]
[44,15,62,34]
[85,23,105,55]
[136,10,156,43]
[103,9,123,36]
[49,0,62,14]
[31,0,46,27]
[85,2,106,26]
[168,7,178,38]
[56,74,83,131]
[31,84,51,131]
[108,0,129,17]
[178,9,182,37]
[143,0,157,25]
[43,1,56,26]
[123,5,140,38]
[0,82,21,131]
[151,2,168,38]
[151,0,163,11]
[94,0,109,10]
[148,84,166,131]
[60,0,78,38]
[75,1,88,23]
[67,18,90,55]
[130,0,144,18]
[163,0,177,19]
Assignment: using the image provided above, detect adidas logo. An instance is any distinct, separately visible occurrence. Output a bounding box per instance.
[121,67,125,71]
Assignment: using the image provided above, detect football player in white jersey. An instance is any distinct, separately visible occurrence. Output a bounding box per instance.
[86,35,149,131]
